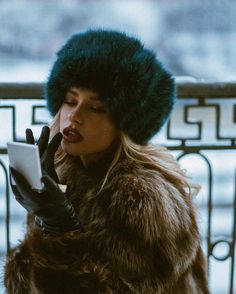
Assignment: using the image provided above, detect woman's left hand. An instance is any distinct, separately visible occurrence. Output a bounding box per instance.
[9,126,62,205]
[26,126,62,183]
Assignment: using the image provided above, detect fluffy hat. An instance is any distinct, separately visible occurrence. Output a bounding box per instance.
[45,29,176,145]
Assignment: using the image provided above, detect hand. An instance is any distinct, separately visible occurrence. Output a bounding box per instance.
[26,126,62,183]
[10,167,80,234]
[9,126,62,203]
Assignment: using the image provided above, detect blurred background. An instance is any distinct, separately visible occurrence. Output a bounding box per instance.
[0,0,236,293]
[0,0,235,82]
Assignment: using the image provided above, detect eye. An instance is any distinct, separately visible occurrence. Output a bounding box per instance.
[64,101,77,106]
[90,106,107,113]
[64,92,77,106]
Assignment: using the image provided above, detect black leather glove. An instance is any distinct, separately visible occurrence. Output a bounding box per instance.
[10,126,62,199]
[10,167,80,234]
[26,126,62,183]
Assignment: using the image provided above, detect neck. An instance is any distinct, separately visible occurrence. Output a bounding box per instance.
[79,139,119,169]
[80,151,107,168]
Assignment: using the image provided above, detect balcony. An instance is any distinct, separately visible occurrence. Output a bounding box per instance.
[0,81,236,294]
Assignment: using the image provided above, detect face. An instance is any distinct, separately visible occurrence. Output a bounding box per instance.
[59,87,119,162]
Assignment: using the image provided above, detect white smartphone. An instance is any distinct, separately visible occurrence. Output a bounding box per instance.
[7,142,43,190]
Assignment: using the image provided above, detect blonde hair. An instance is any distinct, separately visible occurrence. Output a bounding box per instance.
[119,133,200,198]
[49,110,200,197]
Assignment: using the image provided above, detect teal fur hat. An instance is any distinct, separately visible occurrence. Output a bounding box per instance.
[45,29,176,145]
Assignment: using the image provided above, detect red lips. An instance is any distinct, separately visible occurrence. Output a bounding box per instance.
[62,126,84,143]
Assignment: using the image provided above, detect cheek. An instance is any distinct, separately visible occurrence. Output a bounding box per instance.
[93,122,118,145]
[59,109,68,130]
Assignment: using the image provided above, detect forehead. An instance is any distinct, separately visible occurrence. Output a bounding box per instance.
[69,87,101,101]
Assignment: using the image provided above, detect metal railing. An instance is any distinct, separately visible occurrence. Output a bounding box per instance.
[0,81,236,294]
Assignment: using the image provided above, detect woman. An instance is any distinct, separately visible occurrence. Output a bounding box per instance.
[4,29,210,293]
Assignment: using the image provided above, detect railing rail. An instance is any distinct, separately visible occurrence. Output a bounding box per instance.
[1,80,236,97]
[1,81,236,294]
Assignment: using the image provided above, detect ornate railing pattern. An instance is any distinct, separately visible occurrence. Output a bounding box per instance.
[0,81,236,293]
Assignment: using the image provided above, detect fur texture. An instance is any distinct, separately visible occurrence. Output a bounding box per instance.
[4,148,210,293]
[45,29,176,144]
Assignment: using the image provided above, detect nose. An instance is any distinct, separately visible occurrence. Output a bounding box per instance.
[68,106,83,125]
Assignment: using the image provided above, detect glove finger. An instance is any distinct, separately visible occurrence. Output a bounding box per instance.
[43,132,62,170]
[26,128,35,145]
[41,175,61,196]
[47,132,63,156]
[37,126,50,157]
[49,170,59,184]
[10,167,32,196]
[9,171,22,199]
[10,167,42,214]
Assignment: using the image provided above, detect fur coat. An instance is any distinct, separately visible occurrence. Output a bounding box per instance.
[4,146,210,293]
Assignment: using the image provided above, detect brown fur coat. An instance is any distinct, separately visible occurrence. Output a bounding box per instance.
[4,147,210,293]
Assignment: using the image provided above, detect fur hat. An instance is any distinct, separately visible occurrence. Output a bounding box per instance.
[45,29,176,145]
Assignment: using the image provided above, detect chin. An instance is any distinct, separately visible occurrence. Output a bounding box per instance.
[61,141,82,156]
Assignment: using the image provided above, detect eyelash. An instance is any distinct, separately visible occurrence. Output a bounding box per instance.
[90,107,106,113]
[64,101,76,106]
[64,101,106,113]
